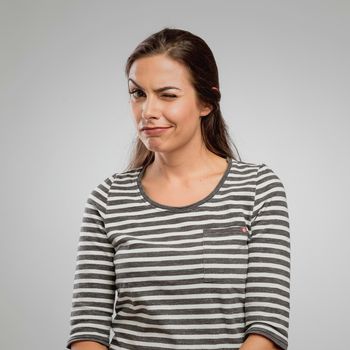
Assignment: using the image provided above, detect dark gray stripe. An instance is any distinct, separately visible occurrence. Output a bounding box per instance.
[67,159,290,350]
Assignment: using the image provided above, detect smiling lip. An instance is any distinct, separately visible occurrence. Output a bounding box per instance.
[141,126,173,136]
[141,126,172,131]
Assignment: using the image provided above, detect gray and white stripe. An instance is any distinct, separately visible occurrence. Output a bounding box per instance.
[67,158,290,350]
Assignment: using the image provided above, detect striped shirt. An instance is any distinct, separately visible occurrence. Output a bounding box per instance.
[66,157,291,350]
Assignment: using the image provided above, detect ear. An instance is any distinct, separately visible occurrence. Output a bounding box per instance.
[199,102,213,117]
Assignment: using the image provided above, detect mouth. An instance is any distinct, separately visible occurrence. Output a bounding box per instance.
[141,126,172,131]
[141,126,173,136]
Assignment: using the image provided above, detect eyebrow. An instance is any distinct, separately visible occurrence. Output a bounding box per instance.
[128,78,182,92]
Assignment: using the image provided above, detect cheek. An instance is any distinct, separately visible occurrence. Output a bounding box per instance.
[131,103,140,116]
[130,99,199,126]
[166,102,199,124]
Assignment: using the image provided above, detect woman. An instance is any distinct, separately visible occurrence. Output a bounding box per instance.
[66,27,290,350]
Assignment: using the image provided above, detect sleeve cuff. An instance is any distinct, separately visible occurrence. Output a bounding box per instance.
[245,323,288,350]
[66,335,110,349]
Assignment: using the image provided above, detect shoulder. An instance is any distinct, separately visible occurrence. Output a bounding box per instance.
[231,159,261,172]
[82,166,143,218]
[249,162,288,212]
[233,159,283,181]
[232,159,286,198]
[89,166,143,201]
[93,166,142,193]
[231,159,272,179]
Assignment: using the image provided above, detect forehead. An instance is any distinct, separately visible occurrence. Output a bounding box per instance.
[128,54,192,86]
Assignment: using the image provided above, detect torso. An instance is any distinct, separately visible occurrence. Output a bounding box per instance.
[140,156,229,207]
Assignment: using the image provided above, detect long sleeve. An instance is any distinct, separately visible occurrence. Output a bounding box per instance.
[244,163,291,349]
[66,178,116,349]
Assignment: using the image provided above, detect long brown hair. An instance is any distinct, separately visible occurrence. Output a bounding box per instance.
[123,27,241,171]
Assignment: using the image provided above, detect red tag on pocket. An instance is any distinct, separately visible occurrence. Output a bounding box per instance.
[240,226,248,233]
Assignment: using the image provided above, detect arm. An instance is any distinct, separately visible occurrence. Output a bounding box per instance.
[243,164,291,350]
[71,341,107,350]
[240,334,282,350]
[66,178,116,349]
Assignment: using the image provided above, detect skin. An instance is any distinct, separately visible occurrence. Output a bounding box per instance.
[240,334,281,350]
[71,341,107,350]
[70,335,281,350]
[71,53,280,350]
[128,54,281,350]
[127,53,228,195]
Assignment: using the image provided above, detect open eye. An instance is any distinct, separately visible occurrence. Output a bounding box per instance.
[128,89,178,100]
[129,89,145,99]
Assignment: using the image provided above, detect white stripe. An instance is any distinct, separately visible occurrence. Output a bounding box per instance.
[115,318,245,330]
[74,269,115,276]
[119,283,246,293]
[72,297,114,303]
[67,161,290,349]
[117,293,245,301]
[245,272,290,283]
[118,310,245,320]
[117,274,247,283]
[116,253,247,264]
[116,302,245,311]
[113,326,245,340]
[246,321,289,337]
[245,291,290,302]
[245,301,289,313]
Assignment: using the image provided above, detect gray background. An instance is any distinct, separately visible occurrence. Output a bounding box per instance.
[1,0,349,349]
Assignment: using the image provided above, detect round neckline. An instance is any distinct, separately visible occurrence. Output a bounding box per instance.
[137,156,232,212]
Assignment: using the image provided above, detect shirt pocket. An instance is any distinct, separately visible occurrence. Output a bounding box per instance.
[202,225,249,284]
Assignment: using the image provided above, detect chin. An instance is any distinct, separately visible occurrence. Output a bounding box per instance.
[144,142,165,152]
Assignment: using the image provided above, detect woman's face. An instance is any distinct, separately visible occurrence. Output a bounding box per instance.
[127,54,212,154]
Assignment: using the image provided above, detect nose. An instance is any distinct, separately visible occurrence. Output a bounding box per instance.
[141,95,160,120]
